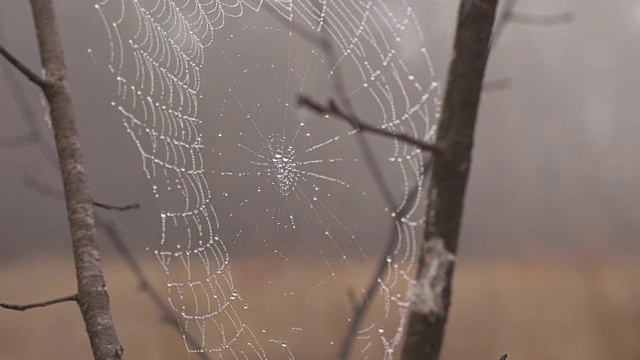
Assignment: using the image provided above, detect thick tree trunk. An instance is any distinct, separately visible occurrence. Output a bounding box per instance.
[29,1,123,359]
[401,1,498,360]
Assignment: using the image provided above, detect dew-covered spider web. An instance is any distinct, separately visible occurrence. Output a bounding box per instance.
[93,0,441,358]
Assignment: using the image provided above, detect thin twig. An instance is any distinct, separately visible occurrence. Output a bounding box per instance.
[297,95,444,156]
[0,24,58,169]
[97,219,211,360]
[491,0,519,48]
[0,132,38,149]
[0,42,49,88]
[19,176,211,359]
[1,20,206,357]
[483,78,511,92]
[492,0,573,47]
[508,11,574,26]
[93,201,140,211]
[312,25,408,360]
[291,14,436,360]
[338,160,430,360]
[1,294,78,311]
[21,176,137,211]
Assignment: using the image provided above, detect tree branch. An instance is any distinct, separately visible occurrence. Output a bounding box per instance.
[93,201,140,212]
[297,95,445,156]
[508,11,574,26]
[401,1,498,359]
[97,219,212,360]
[0,132,38,149]
[1,21,203,358]
[21,176,138,212]
[29,1,123,358]
[1,294,78,311]
[19,175,210,359]
[0,42,49,88]
[483,78,511,92]
[338,170,428,360]
[290,11,437,360]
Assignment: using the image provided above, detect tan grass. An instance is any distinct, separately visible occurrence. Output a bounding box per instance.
[1,254,638,360]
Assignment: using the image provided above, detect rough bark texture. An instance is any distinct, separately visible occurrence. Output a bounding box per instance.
[29,1,123,359]
[400,1,498,360]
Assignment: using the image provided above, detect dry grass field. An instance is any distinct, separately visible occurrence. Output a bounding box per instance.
[1,253,639,360]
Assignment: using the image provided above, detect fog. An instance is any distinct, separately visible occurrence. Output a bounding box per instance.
[1,1,639,360]
[1,0,637,260]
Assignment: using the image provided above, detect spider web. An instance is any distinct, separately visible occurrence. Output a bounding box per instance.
[93,0,440,358]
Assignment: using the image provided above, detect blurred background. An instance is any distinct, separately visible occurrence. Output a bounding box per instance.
[1,0,639,359]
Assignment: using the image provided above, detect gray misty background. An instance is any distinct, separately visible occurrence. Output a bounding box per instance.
[1,0,637,261]
[1,1,639,360]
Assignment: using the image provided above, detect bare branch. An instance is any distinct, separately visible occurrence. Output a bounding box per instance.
[339,171,428,360]
[491,0,519,48]
[29,1,123,358]
[1,294,78,311]
[21,176,137,211]
[0,42,49,88]
[20,175,210,359]
[1,22,201,358]
[297,95,444,156]
[401,0,498,359]
[96,219,211,360]
[288,12,436,360]
[0,132,38,149]
[508,11,574,26]
[483,78,512,92]
[93,201,140,212]
[492,0,573,47]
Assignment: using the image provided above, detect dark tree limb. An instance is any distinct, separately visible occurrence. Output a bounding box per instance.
[1,294,78,311]
[297,95,445,156]
[400,1,498,360]
[0,42,50,88]
[28,1,123,359]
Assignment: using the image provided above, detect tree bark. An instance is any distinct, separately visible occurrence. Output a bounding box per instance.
[401,1,498,360]
[29,1,123,359]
